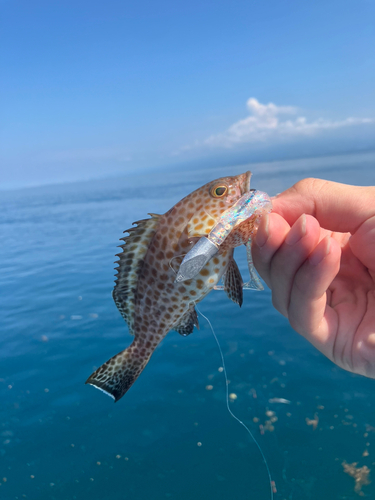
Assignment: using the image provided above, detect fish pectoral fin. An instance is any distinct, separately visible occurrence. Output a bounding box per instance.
[85,340,153,402]
[222,257,243,307]
[173,304,199,337]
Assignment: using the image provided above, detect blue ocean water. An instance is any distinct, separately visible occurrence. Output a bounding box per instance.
[1,151,375,500]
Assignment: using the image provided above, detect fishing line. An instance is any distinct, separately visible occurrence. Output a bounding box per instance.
[196,306,275,500]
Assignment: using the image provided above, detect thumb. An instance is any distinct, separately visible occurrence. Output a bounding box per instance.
[272,178,375,234]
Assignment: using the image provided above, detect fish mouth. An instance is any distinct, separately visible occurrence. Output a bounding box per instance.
[242,171,252,194]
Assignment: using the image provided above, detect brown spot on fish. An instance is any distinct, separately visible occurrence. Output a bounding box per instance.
[196,279,204,289]
[200,268,210,276]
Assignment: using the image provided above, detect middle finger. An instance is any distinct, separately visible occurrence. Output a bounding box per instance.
[270,214,321,317]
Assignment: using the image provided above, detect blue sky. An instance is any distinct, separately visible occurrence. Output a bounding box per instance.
[1,0,374,189]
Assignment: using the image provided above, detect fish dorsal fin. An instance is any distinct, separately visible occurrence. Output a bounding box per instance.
[113,213,161,334]
[173,304,199,337]
[221,257,243,307]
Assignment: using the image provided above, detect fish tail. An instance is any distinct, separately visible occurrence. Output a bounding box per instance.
[85,340,152,402]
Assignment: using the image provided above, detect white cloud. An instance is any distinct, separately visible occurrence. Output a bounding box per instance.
[204,98,374,148]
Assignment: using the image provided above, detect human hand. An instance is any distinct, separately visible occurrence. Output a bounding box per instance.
[252,178,375,377]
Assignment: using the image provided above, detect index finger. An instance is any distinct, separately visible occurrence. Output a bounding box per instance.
[272,178,375,234]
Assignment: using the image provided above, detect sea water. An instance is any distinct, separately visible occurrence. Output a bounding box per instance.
[1,151,374,500]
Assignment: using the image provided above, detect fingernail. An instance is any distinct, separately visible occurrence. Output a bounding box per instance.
[255,213,269,248]
[310,236,331,266]
[285,214,306,246]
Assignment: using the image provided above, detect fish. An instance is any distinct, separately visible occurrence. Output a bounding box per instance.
[86,171,267,402]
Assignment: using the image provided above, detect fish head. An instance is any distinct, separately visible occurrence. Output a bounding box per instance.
[186,171,252,237]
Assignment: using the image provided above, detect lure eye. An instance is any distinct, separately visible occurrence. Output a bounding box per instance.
[210,185,228,198]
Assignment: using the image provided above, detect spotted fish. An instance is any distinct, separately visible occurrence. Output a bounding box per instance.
[86,171,264,402]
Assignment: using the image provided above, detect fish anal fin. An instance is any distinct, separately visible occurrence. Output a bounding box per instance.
[85,340,153,402]
[222,258,243,307]
[174,305,199,337]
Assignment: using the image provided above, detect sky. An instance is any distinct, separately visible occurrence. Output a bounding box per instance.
[1,0,374,189]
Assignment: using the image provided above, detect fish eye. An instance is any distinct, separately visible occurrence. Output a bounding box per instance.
[210,185,228,198]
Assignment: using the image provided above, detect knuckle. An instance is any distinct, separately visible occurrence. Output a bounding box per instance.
[293,272,309,296]
[291,178,332,217]
[293,178,321,195]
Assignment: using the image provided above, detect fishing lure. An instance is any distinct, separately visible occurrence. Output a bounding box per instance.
[175,189,272,284]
